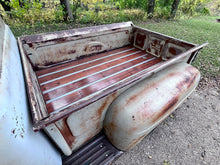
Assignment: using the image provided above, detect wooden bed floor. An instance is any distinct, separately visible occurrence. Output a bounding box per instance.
[36,46,162,114]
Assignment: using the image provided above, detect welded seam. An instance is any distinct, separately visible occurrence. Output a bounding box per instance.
[46,57,156,104]
[38,47,135,78]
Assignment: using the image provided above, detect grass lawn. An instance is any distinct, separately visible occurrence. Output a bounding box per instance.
[10,16,219,77]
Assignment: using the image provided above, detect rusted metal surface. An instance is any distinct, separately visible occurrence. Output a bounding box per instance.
[103,62,200,151]
[0,18,61,165]
[21,22,133,44]
[18,39,48,125]
[44,90,122,156]
[29,43,206,131]
[17,22,208,157]
[62,132,123,165]
[132,26,197,63]
[19,22,133,67]
[37,46,161,114]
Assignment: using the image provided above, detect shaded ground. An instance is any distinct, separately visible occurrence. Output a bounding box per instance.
[113,78,220,165]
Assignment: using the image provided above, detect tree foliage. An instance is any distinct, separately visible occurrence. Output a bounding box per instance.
[180,0,211,16]
[0,0,213,25]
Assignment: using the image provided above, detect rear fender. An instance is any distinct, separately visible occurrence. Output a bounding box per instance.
[104,62,200,151]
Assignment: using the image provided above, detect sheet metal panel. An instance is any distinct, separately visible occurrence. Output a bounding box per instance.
[104,62,200,151]
[20,22,133,67]
[0,18,61,165]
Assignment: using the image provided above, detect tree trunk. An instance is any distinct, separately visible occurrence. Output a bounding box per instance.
[60,0,74,22]
[170,0,180,19]
[0,0,11,12]
[147,0,155,19]
[19,0,24,7]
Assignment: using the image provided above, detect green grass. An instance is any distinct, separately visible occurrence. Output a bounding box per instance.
[10,16,220,77]
[137,16,220,77]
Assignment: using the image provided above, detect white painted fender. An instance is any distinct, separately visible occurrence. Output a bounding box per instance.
[104,62,200,151]
[0,19,62,165]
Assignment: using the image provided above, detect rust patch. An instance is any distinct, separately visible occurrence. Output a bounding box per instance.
[104,122,116,145]
[97,92,118,118]
[127,126,138,135]
[125,70,182,107]
[95,93,118,130]
[169,47,183,56]
[124,67,198,125]
[67,50,76,54]
[151,96,179,124]
[177,67,199,92]
[97,98,109,118]
[55,118,75,148]
[126,93,139,106]
[28,43,33,48]
[135,33,146,49]
[127,134,146,150]
[84,44,103,53]
[80,121,86,129]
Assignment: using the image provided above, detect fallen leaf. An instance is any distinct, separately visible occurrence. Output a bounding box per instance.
[163,160,170,165]
[170,114,175,119]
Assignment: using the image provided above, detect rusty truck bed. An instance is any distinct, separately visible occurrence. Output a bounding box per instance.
[36,46,162,114]
[18,22,207,131]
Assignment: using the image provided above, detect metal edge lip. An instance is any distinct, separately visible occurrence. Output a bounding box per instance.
[19,22,133,43]
[133,25,197,47]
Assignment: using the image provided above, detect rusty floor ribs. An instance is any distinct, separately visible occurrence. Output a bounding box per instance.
[36,46,162,114]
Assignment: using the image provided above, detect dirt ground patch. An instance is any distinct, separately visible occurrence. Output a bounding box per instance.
[113,78,220,165]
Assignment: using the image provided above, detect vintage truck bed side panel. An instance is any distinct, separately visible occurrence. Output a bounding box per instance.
[44,81,138,156]
[0,18,61,165]
[18,38,48,124]
[104,62,200,151]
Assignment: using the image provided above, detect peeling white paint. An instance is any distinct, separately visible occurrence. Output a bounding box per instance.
[0,18,62,165]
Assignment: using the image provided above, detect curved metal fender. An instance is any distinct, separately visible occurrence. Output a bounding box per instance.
[103,62,200,151]
[0,19,62,165]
